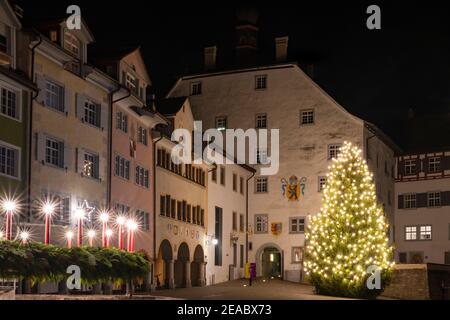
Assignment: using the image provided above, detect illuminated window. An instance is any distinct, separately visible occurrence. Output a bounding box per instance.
[419,225,432,240]
[292,247,303,264]
[405,226,417,241]
[216,116,227,131]
[83,151,99,179]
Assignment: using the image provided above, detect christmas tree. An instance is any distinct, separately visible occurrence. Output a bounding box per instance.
[304,141,394,298]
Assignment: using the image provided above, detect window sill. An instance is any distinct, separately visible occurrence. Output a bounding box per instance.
[39,102,68,117]
[0,112,22,123]
[41,161,67,172]
[0,172,20,181]
[80,119,103,131]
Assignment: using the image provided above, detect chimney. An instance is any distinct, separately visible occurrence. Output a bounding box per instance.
[275,36,289,62]
[204,46,217,71]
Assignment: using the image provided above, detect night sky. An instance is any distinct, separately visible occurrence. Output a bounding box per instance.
[14,1,450,150]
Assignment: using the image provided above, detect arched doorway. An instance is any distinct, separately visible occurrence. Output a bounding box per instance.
[174,242,190,288]
[156,240,173,288]
[191,245,205,286]
[256,243,283,279]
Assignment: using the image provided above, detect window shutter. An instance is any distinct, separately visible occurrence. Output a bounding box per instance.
[99,156,106,182]
[417,193,427,208]
[441,191,450,206]
[76,93,85,121]
[36,75,46,105]
[5,26,11,55]
[36,132,46,164]
[100,104,108,131]
[76,147,84,174]
[398,195,404,209]
[122,71,126,86]
[398,161,404,176]
[64,87,71,116]
[64,145,72,170]
[422,158,428,173]
[443,156,450,170]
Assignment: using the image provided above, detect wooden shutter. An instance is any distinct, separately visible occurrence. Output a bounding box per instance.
[417,193,427,208]
[64,86,71,116]
[443,156,450,170]
[63,145,71,170]
[99,155,106,182]
[100,104,108,131]
[398,195,404,209]
[441,191,450,206]
[36,132,46,163]
[75,93,85,121]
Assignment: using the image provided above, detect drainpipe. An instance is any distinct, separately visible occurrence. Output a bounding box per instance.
[108,87,131,207]
[27,34,42,221]
[245,171,255,264]
[152,132,164,280]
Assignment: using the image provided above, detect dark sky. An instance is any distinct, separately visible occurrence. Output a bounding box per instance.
[14,1,450,149]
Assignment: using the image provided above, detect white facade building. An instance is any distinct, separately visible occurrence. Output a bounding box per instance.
[167,39,399,282]
[394,149,450,264]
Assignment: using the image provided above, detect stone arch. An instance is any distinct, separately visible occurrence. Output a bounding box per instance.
[174,242,191,288]
[255,243,283,278]
[191,245,205,287]
[156,239,173,288]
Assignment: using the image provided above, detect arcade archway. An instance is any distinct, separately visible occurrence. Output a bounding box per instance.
[174,242,190,288]
[191,245,205,286]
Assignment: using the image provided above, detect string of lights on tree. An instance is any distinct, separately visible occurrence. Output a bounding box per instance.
[304,141,394,298]
[0,196,139,252]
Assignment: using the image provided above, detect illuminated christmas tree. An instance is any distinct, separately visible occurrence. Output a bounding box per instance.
[304,141,394,298]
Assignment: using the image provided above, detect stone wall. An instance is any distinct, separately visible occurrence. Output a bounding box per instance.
[382,264,430,300]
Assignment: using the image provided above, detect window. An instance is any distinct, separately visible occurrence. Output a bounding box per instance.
[239,176,244,195]
[240,244,244,268]
[290,217,305,234]
[116,112,128,133]
[300,109,314,125]
[1,87,18,120]
[428,157,441,173]
[0,34,7,53]
[115,155,130,180]
[256,113,267,128]
[45,80,64,112]
[255,214,268,233]
[239,214,244,232]
[292,247,303,264]
[45,137,64,168]
[190,82,202,96]
[255,75,267,90]
[328,144,341,160]
[403,194,417,209]
[125,73,137,92]
[404,159,416,175]
[84,100,100,127]
[255,176,268,193]
[114,203,130,215]
[232,211,237,231]
[43,194,70,225]
[214,206,223,266]
[138,126,148,146]
[428,192,441,207]
[0,143,19,178]
[405,226,417,241]
[387,190,392,206]
[187,205,191,223]
[136,210,150,231]
[63,31,80,57]
[318,176,327,192]
[212,167,217,182]
[83,151,99,179]
[216,117,227,131]
[135,166,149,188]
[256,148,268,164]
[419,225,432,240]
[233,173,237,191]
[398,252,407,264]
[220,166,225,186]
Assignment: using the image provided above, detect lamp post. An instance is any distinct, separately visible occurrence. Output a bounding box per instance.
[66,231,74,248]
[87,229,96,247]
[126,219,138,252]
[2,199,17,241]
[116,216,126,250]
[42,202,55,245]
[74,208,85,247]
[99,211,109,248]
[105,229,113,248]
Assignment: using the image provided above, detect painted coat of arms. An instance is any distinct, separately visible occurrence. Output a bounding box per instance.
[281,175,306,201]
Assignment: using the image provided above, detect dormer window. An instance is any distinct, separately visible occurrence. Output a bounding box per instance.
[63,31,80,58]
[125,72,137,92]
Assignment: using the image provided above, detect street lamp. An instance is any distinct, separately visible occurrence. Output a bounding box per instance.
[42,201,55,245]
[87,229,96,247]
[1,198,17,241]
[74,208,86,247]
[66,231,74,248]
[126,219,138,252]
[212,238,219,246]
[116,216,126,250]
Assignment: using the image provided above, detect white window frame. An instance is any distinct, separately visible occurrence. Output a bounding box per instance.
[405,226,417,241]
[256,148,268,165]
[256,113,267,128]
[0,83,21,122]
[136,209,150,231]
[135,165,149,188]
[125,72,137,92]
[254,214,268,234]
[419,225,432,240]
[428,157,441,173]
[255,75,267,90]
[328,144,342,160]
[291,247,303,264]
[63,30,80,58]
[216,116,227,131]
[255,176,268,193]
[190,82,202,96]
[138,126,148,146]
[82,150,99,180]
[45,136,64,168]
[0,140,21,180]
[44,79,65,112]
[114,154,130,180]
[300,109,314,125]
[427,192,441,207]
[289,217,305,234]
[404,159,416,175]
[84,98,101,128]
[116,111,128,133]
[403,193,417,209]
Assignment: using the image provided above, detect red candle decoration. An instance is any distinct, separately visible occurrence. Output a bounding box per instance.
[74,208,85,247]
[126,219,138,252]
[2,200,17,241]
[66,231,74,248]
[106,229,113,248]
[42,202,55,245]
[99,211,109,248]
[87,229,96,247]
[116,216,126,250]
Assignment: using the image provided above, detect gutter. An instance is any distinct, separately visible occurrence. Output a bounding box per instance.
[27,34,42,221]
[152,131,164,283]
[245,171,255,263]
